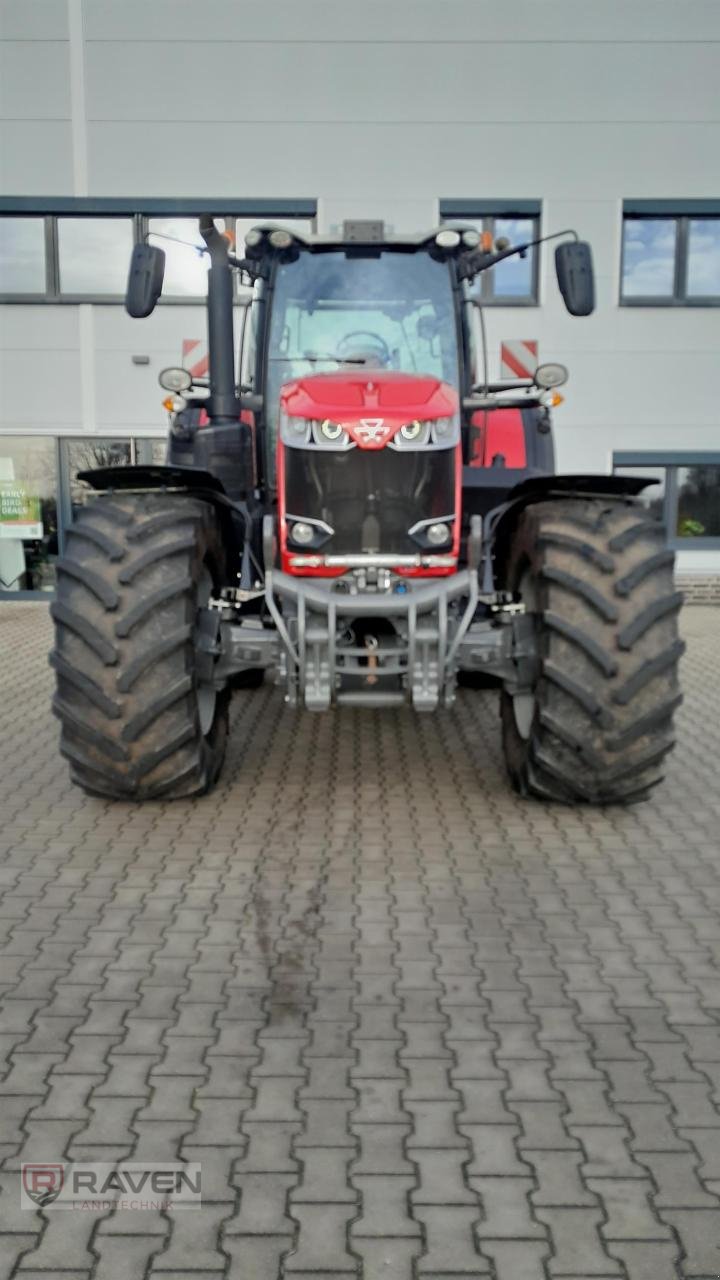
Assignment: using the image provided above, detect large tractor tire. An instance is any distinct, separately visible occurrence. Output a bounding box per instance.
[500,497,684,804]
[50,491,230,800]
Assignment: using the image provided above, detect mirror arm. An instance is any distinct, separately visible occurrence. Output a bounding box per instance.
[458,228,579,282]
[227,253,267,281]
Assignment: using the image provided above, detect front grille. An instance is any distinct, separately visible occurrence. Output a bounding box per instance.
[283,446,456,556]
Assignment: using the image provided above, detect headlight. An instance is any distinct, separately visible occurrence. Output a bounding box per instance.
[312,419,351,449]
[392,420,430,449]
[289,521,315,545]
[389,417,459,450]
[430,415,459,444]
[280,413,311,446]
[400,420,424,442]
[427,522,451,546]
[408,514,456,548]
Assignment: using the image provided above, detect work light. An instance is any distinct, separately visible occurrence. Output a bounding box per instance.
[435,229,461,249]
[158,366,192,392]
[269,229,293,249]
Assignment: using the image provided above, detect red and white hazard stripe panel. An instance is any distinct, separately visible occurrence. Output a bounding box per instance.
[500,339,538,380]
[182,338,209,378]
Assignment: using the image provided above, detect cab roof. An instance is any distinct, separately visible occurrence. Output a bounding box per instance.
[245,220,479,250]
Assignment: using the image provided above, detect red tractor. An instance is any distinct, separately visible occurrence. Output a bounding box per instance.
[50,217,683,803]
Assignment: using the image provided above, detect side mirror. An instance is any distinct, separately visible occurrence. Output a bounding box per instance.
[125,243,165,318]
[555,241,595,316]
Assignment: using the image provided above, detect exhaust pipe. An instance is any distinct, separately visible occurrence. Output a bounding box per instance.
[199,216,239,424]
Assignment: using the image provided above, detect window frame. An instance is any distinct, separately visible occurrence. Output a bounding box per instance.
[612,451,720,549]
[0,198,317,305]
[620,201,720,308]
[439,200,541,306]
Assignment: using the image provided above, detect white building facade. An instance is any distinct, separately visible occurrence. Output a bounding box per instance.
[1,0,718,597]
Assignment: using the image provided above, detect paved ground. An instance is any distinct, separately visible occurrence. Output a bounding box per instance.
[1,602,720,1280]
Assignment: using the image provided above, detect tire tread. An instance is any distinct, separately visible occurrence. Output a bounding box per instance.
[500,496,683,806]
[51,491,228,801]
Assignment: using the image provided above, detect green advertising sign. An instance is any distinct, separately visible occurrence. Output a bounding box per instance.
[0,481,43,540]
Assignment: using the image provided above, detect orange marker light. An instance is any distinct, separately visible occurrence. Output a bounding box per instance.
[481,231,494,252]
[162,396,177,412]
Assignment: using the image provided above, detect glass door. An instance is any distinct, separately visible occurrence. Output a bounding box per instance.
[135,438,168,466]
[0,436,59,594]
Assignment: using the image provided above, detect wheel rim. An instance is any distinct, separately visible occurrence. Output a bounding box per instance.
[512,567,538,741]
[195,567,217,738]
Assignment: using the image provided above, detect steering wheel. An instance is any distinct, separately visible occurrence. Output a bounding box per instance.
[336,330,392,366]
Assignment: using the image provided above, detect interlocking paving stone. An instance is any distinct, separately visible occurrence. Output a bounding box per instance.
[0,602,719,1277]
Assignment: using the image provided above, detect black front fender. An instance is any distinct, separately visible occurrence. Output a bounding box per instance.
[76,464,247,579]
[487,472,659,591]
[77,463,227,496]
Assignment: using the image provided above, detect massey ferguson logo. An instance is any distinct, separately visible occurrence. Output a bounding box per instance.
[352,418,391,447]
[22,1165,65,1207]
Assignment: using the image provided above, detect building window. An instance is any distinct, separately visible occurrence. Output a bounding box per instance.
[613,453,720,548]
[676,466,720,539]
[146,217,214,298]
[439,202,540,304]
[487,217,538,301]
[621,219,677,299]
[0,217,47,293]
[0,201,317,303]
[57,217,135,296]
[620,204,720,305]
[686,220,720,297]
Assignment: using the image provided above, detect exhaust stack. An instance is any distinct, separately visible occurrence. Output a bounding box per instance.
[199,216,240,423]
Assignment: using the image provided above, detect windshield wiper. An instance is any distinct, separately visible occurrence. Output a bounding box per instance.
[268,354,366,364]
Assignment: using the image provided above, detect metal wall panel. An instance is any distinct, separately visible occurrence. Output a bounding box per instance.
[82,0,720,43]
[0,41,70,119]
[83,41,720,125]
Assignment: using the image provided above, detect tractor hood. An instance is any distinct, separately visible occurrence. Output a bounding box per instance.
[280,370,458,425]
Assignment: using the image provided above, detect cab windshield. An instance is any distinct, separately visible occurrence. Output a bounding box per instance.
[264,248,459,477]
